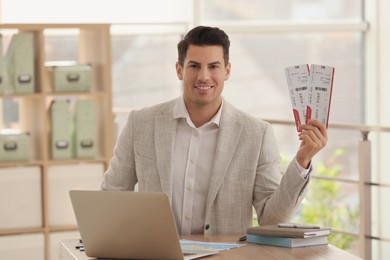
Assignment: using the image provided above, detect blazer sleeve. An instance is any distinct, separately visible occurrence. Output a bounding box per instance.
[253,123,309,226]
[100,111,138,191]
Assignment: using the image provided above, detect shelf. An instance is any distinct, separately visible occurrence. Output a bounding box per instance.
[0,23,114,260]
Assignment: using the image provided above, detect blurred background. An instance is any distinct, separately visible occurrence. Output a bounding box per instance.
[1,0,389,259]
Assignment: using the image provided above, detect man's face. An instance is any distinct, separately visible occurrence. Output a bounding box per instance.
[176,45,231,109]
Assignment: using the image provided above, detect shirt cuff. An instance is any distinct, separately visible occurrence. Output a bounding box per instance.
[294,157,312,179]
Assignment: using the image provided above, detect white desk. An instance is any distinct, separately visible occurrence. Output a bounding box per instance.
[59,234,362,260]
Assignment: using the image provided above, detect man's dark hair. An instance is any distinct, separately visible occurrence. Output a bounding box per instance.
[177,26,230,67]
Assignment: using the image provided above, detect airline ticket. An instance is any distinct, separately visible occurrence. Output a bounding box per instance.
[307,64,335,128]
[285,64,310,132]
[285,64,335,131]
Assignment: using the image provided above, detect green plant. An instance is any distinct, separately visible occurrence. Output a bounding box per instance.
[291,148,359,250]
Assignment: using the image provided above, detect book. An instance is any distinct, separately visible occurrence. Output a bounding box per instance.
[247,224,331,238]
[247,234,328,248]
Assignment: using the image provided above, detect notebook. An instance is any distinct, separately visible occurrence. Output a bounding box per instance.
[69,190,217,260]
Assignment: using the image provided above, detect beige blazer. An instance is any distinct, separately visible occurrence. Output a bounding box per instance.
[101,98,309,234]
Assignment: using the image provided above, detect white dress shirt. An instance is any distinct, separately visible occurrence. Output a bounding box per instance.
[172,97,222,235]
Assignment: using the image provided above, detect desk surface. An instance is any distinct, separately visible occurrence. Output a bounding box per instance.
[59,234,362,260]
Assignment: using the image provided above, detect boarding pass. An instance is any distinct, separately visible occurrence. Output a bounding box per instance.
[285,64,335,132]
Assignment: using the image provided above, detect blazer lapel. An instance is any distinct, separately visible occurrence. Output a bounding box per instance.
[154,100,178,202]
[206,102,242,209]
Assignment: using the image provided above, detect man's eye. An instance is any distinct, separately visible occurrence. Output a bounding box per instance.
[189,64,199,68]
[209,64,220,69]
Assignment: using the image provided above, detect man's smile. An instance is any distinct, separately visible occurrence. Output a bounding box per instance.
[195,85,213,90]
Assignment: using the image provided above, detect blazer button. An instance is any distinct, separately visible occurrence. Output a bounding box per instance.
[204,224,210,230]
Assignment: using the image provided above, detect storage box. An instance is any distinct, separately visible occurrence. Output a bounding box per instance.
[47,163,104,226]
[0,233,44,260]
[0,166,42,229]
[46,61,91,92]
[0,62,5,95]
[0,34,5,95]
[50,100,73,159]
[74,99,97,158]
[0,131,31,161]
[4,32,35,94]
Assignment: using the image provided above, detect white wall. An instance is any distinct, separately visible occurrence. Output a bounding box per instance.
[365,0,390,259]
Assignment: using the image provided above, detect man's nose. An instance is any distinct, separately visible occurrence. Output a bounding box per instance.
[198,67,210,81]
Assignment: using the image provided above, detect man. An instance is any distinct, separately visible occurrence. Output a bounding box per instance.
[101,26,327,235]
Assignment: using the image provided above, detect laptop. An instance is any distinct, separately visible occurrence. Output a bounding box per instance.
[69,190,217,260]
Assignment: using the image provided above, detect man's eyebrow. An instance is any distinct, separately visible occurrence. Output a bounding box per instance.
[187,61,222,65]
[209,61,222,66]
[187,60,200,65]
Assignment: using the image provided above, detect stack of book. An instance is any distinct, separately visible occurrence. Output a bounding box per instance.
[246,223,331,248]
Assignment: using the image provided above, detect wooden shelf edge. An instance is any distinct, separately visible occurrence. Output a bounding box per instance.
[0,227,45,236]
[0,158,108,168]
[0,226,80,236]
[0,91,105,99]
[0,160,45,168]
[47,158,108,166]
[0,23,110,30]
[48,226,79,233]
[0,93,43,99]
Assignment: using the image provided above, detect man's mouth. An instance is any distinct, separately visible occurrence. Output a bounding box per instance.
[195,85,213,90]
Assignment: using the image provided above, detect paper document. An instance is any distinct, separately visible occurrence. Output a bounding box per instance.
[285,64,335,131]
[180,240,245,254]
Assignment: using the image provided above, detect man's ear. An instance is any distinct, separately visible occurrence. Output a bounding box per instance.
[176,62,183,80]
[225,62,231,81]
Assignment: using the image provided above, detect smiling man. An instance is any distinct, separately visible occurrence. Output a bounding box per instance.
[101,26,328,235]
[176,42,230,127]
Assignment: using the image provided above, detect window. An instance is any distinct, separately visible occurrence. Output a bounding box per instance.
[2,1,388,259]
[201,0,362,21]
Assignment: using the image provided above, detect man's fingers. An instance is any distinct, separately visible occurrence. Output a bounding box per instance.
[298,120,328,149]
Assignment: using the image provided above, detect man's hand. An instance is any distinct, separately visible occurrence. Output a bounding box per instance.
[296,119,328,169]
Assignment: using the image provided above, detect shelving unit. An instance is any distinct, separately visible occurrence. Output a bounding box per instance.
[0,24,114,260]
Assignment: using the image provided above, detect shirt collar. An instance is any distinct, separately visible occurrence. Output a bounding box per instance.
[173,96,223,127]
